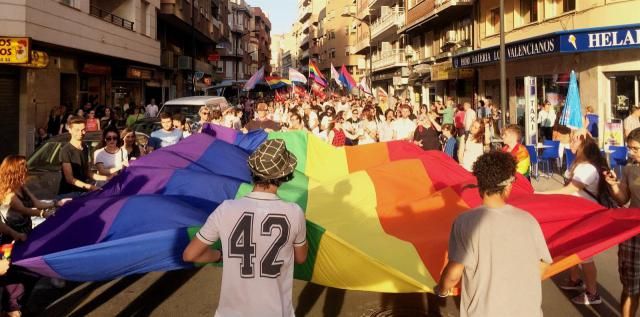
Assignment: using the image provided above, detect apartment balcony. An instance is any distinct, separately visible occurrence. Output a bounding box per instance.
[300,50,310,61]
[230,22,244,33]
[372,49,407,71]
[368,0,395,12]
[406,48,435,66]
[299,5,312,22]
[357,0,370,20]
[299,34,310,49]
[302,20,312,34]
[404,0,473,32]
[89,5,134,31]
[310,44,320,56]
[370,8,404,41]
[353,37,370,55]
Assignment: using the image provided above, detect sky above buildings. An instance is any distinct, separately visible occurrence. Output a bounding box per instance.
[247,0,297,35]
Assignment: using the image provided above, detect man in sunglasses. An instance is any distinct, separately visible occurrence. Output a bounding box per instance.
[192,105,213,133]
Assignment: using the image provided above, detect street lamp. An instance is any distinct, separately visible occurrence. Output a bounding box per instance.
[341,10,373,94]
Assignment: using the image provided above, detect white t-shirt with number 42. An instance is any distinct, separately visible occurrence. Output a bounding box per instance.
[197,191,307,317]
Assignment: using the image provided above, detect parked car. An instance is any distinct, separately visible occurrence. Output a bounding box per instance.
[25,131,149,199]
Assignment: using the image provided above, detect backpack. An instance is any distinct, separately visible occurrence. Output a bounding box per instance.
[582,187,619,209]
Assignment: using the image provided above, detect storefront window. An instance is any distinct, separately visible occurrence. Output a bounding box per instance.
[610,75,639,120]
[538,74,570,109]
[515,75,571,127]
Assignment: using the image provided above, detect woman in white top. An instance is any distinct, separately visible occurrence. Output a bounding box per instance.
[378,109,395,142]
[94,127,129,186]
[458,120,487,171]
[539,130,608,305]
[359,108,378,145]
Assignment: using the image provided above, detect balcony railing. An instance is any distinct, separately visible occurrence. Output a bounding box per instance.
[372,49,407,71]
[370,9,404,40]
[299,34,310,48]
[89,5,134,31]
[436,0,473,9]
[230,22,244,33]
[354,37,370,54]
[299,5,312,21]
[300,50,310,60]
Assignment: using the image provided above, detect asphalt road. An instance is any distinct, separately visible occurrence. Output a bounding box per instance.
[24,175,626,317]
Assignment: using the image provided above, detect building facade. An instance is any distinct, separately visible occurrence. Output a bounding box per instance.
[281,23,303,78]
[220,0,252,82]
[250,7,272,75]
[271,34,285,76]
[0,0,161,157]
[400,0,474,107]
[453,0,640,141]
[159,0,227,98]
[355,0,409,100]
[316,0,364,86]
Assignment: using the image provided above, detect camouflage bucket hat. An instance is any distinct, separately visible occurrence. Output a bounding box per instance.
[248,139,297,180]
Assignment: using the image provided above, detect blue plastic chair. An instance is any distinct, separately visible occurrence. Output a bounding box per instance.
[539,140,561,175]
[564,148,575,172]
[609,146,628,176]
[526,145,538,180]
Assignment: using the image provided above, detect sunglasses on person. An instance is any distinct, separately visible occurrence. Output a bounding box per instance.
[105,136,118,141]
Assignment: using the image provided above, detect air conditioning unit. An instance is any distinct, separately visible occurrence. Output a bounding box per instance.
[178,56,193,70]
[445,30,457,44]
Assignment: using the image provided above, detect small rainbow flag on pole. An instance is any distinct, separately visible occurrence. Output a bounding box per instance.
[309,61,327,87]
[265,76,292,89]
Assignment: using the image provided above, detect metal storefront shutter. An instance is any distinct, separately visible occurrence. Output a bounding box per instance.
[0,69,20,159]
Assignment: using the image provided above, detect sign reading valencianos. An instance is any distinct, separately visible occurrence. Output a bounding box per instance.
[0,37,30,64]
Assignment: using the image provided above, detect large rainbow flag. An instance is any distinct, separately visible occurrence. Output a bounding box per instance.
[12,126,640,292]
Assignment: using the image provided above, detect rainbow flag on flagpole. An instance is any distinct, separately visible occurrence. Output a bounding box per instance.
[265,76,292,89]
[309,61,327,87]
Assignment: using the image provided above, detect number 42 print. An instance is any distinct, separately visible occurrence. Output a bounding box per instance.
[228,212,290,279]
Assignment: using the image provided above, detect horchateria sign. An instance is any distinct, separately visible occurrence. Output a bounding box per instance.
[454,24,640,69]
[453,35,558,68]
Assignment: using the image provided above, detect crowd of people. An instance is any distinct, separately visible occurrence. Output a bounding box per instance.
[1,91,640,316]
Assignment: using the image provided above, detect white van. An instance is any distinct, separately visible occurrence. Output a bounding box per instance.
[159,96,230,120]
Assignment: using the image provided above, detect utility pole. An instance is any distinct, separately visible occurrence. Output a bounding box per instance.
[499,0,507,125]
[191,0,197,96]
[367,13,372,94]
